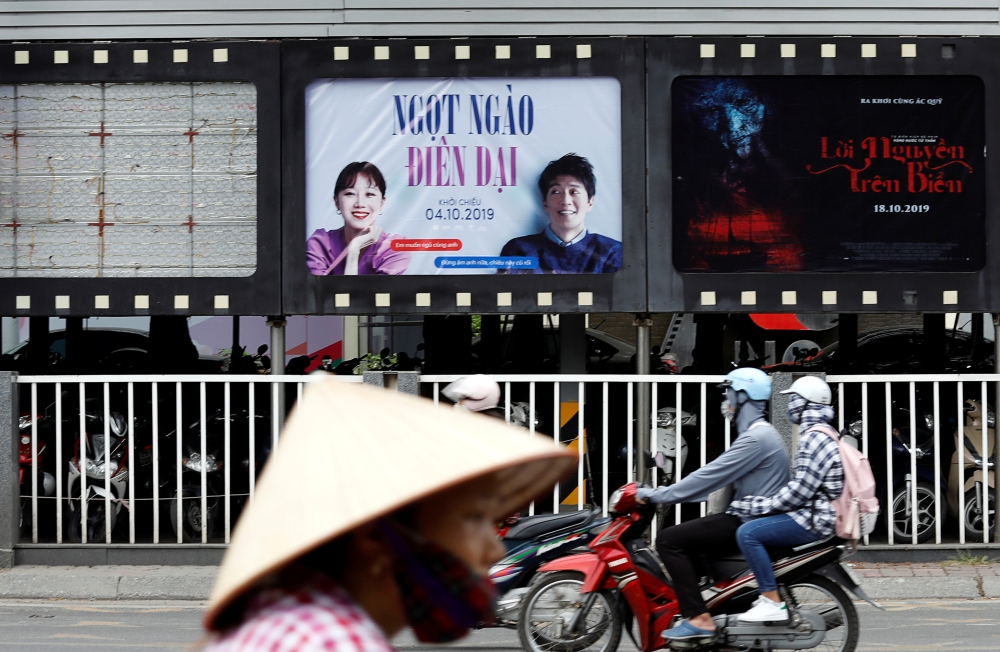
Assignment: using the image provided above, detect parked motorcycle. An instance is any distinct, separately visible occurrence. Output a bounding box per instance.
[517,483,879,652]
[67,405,129,543]
[18,411,55,536]
[489,508,612,627]
[947,399,996,538]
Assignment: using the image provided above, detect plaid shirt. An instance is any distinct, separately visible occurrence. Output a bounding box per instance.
[729,427,844,536]
[204,571,393,652]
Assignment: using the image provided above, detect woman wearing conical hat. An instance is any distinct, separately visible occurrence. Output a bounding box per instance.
[202,380,576,651]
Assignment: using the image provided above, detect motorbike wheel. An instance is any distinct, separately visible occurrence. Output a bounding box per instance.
[67,499,116,544]
[518,571,622,652]
[963,488,995,538]
[891,480,936,544]
[168,486,218,543]
[784,575,859,652]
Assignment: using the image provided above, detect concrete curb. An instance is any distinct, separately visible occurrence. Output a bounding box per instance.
[856,576,982,600]
[0,565,216,601]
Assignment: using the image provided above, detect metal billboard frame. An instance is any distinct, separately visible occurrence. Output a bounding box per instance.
[280,37,646,316]
[0,40,282,317]
[647,36,999,314]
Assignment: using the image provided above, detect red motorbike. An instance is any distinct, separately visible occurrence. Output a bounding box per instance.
[517,483,879,652]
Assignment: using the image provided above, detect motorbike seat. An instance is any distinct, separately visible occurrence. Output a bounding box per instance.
[700,536,842,583]
[503,509,598,541]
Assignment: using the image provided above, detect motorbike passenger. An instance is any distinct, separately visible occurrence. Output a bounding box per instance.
[729,376,844,624]
[637,368,790,645]
[201,380,575,650]
[441,375,504,419]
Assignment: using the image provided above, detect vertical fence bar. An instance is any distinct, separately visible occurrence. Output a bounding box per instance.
[958,381,966,544]
[249,383,256,502]
[862,382,869,546]
[838,383,845,432]
[650,380,658,533]
[553,381,560,512]
[176,381,183,544]
[200,382,208,544]
[627,382,634,483]
[103,382,112,544]
[433,382,439,406]
[578,382,584,511]
[529,382,536,516]
[602,381,609,517]
[224,382,231,544]
[55,382,62,544]
[909,381,918,546]
[30,383,37,543]
[128,382,135,544]
[505,382,511,424]
[885,382,894,546]
[297,382,303,404]
[152,382,159,545]
[79,382,87,545]
[981,380,989,544]
[674,381,683,525]
[271,383,279,452]
[724,415,731,450]
[933,381,941,544]
[700,382,707,517]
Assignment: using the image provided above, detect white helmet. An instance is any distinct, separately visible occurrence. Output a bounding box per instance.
[780,375,832,405]
[441,375,501,412]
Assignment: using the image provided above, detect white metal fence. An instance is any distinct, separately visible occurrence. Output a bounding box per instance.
[11,372,998,549]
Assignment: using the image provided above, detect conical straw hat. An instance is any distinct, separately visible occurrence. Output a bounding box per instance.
[205,378,577,629]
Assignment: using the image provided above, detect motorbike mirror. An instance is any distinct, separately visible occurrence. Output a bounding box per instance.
[653,451,669,469]
[257,344,269,356]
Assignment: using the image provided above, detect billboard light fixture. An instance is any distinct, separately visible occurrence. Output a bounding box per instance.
[133,49,148,63]
[14,51,28,64]
[578,292,594,306]
[415,293,431,307]
[15,296,30,310]
[55,296,70,311]
[95,295,110,310]
[943,290,959,305]
[497,292,512,307]
[495,45,511,59]
[53,50,68,64]
[455,44,470,60]
[374,46,389,60]
[375,293,391,307]
[782,291,797,306]
[334,293,350,308]
[700,43,715,58]
[537,292,552,307]
[94,50,108,64]
[862,291,878,305]
[821,43,837,57]
[214,295,231,310]
[334,46,349,60]
[781,43,796,58]
[700,291,716,306]
[576,44,592,59]
[741,291,757,306]
[822,291,838,305]
[740,43,755,58]
[414,45,430,60]
[536,44,551,59]
[902,43,917,58]
[134,295,150,310]
[861,43,877,58]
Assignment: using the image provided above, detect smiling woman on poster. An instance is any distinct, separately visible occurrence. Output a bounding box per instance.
[306,162,411,275]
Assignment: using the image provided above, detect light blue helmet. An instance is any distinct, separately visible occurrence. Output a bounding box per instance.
[720,368,772,401]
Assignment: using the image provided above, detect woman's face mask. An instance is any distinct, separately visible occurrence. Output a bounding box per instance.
[720,399,735,421]
[786,395,808,425]
[379,520,496,643]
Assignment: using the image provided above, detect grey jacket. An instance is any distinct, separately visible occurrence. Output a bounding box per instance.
[635,420,790,522]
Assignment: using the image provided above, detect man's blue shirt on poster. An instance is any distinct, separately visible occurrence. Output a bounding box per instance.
[499,229,623,274]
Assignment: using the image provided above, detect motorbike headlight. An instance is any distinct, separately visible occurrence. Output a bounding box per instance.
[848,420,863,437]
[924,414,935,431]
[85,459,118,477]
[989,410,996,429]
[183,452,221,473]
[657,412,676,428]
[20,436,30,445]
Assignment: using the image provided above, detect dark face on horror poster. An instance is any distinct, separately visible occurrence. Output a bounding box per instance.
[672,76,985,273]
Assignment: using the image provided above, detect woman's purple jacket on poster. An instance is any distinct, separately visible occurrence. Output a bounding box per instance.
[306,227,411,275]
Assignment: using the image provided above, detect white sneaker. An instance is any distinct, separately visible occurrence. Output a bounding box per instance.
[738,595,789,623]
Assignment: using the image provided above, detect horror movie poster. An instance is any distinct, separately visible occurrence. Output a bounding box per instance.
[305,77,622,276]
[672,76,985,273]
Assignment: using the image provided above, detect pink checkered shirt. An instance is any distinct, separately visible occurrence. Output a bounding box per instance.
[204,572,394,652]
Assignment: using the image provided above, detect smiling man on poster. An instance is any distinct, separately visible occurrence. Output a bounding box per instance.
[498,153,622,274]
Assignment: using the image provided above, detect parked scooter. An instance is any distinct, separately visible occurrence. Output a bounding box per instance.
[67,405,129,543]
[518,483,879,652]
[947,399,996,537]
[490,508,612,627]
[18,411,55,536]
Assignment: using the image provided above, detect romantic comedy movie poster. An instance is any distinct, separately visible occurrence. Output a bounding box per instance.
[672,76,986,273]
[305,77,623,276]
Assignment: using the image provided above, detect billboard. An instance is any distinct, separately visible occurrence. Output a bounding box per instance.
[304,77,622,277]
[647,37,1000,313]
[672,76,985,274]
[0,41,281,316]
[283,38,647,315]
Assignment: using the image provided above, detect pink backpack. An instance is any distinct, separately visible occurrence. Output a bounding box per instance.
[808,424,880,542]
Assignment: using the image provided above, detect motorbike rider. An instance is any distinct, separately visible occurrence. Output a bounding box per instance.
[636,367,789,646]
[442,375,503,418]
[729,376,844,624]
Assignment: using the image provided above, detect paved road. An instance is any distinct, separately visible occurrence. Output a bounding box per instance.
[0,599,996,651]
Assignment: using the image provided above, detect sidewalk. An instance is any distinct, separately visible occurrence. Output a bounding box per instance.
[0,562,997,602]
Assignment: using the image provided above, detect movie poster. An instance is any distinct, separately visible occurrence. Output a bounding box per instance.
[672,76,985,273]
[305,77,622,276]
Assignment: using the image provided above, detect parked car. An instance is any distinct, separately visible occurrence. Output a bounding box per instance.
[764,327,994,374]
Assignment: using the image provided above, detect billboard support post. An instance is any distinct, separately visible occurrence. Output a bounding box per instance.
[994,315,1000,543]
[635,314,652,484]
